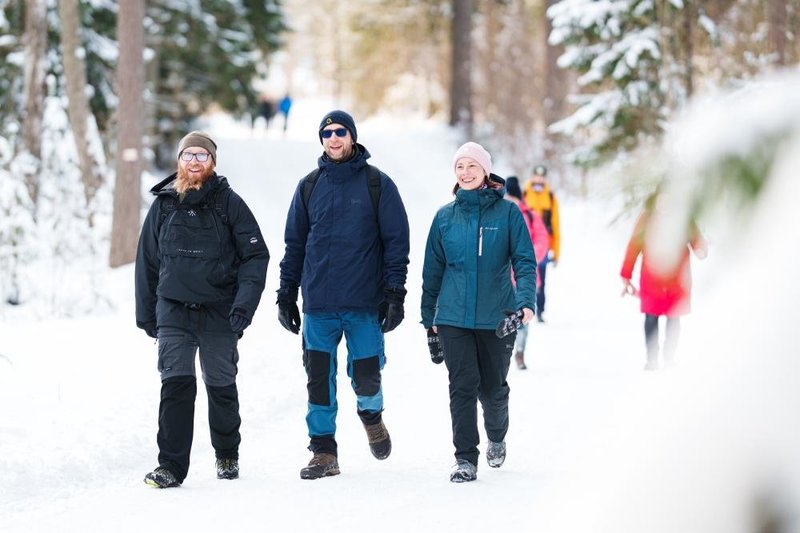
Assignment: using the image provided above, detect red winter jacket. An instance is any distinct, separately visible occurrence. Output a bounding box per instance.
[620,212,707,317]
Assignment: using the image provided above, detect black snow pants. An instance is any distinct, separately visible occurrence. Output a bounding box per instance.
[437,326,515,467]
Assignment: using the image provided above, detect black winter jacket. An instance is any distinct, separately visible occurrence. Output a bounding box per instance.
[135,173,269,333]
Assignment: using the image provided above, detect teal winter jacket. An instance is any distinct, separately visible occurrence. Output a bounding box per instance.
[421,177,537,330]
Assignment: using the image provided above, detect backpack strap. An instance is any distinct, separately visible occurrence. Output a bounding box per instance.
[301,165,382,218]
[301,168,320,211]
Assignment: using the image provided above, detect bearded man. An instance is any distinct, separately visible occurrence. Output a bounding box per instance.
[135,131,269,488]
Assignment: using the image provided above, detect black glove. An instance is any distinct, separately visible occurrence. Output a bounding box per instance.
[229,310,251,337]
[495,309,525,338]
[142,321,158,339]
[378,287,406,333]
[278,300,301,334]
[427,328,444,364]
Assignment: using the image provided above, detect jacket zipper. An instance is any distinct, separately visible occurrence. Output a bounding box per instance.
[479,226,483,256]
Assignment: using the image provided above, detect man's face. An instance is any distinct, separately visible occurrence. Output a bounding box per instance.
[530,174,546,192]
[321,123,354,161]
[176,147,215,192]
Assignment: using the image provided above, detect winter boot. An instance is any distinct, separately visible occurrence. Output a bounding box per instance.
[449,459,478,483]
[363,420,392,460]
[300,452,340,480]
[644,359,659,371]
[514,351,527,370]
[216,457,239,480]
[486,441,507,468]
[144,466,181,488]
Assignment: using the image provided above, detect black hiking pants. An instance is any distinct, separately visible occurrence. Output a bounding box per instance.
[155,325,241,482]
[438,326,515,467]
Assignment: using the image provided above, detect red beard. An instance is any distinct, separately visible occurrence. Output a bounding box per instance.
[175,166,214,194]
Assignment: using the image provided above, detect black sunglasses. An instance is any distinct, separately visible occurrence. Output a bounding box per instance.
[321,128,348,139]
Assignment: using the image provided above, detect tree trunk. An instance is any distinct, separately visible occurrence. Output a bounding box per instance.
[109,0,145,268]
[770,0,787,66]
[450,0,473,137]
[683,0,694,98]
[58,0,102,212]
[21,0,48,209]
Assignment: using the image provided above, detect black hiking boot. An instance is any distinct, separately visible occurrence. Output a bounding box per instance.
[216,457,239,480]
[144,466,181,488]
[363,420,392,460]
[300,452,340,480]
[486,441,506,468]
[449,459,477,483]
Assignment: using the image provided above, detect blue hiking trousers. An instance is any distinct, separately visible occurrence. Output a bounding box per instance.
[302,311,385,452]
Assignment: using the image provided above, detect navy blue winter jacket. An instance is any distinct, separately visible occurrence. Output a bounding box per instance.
[135,173,269,332]
[278,144,410,313]
[421,176,537,330]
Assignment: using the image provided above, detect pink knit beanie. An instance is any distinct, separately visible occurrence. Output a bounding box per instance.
[453,142,492,177]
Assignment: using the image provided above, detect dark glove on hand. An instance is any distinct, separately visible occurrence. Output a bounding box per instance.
[378,287,406,333]
[278,300,301,334]
[143,322,158,339]
[229,311,251,337]
[427,328,444,364]
[495,309,525,338]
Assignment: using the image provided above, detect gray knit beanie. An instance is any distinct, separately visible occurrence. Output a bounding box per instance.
[178,131,217,162]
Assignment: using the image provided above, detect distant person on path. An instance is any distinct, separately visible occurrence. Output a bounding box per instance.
[277,110,410,480]
[259,96,276,129]
[135,131,269,488]
[505,175,548,370]
[523,164,560,322]
[421,142,537,483]
[620,190,708,370]
[278,93,292,133]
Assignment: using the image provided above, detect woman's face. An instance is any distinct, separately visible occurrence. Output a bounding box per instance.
[455,157,485,191]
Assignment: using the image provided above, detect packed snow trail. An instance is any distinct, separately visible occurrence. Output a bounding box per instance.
[0,102,670,532]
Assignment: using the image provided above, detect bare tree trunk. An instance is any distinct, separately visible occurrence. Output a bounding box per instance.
[109,0,145,268]
[21,0,48,208]
[770,0,787,66]
[450,0,473,137]
[683,0,695,98]
[58,0,102,212]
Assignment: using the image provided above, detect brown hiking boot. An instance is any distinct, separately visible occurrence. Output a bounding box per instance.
[364,420,392,460]
[514,351,527,370]
[300,452,340,480]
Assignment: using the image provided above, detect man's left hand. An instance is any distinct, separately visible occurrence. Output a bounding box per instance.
[379,287,406,333]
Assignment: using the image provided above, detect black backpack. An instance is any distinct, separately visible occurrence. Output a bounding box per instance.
[301,165,381,219]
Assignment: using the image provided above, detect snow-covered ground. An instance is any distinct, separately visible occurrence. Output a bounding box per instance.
[3,92,796,533]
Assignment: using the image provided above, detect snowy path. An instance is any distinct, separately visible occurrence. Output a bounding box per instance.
[0,110,673,532]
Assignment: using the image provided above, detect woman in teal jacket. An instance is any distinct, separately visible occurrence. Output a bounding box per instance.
[421,142,537,483]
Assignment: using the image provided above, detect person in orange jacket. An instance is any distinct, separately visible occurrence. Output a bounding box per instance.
[620,191,708,370]
[523,165,560,322]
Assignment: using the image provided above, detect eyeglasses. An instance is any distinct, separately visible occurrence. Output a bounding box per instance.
[180,151,211,162]
[321,128,348,139]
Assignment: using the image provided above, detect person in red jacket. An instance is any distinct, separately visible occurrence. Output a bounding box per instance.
[620,191,708,370]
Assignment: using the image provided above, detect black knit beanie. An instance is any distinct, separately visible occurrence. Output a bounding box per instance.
[318,110,357,144]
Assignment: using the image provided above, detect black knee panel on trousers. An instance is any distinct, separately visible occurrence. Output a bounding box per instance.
[304,349,330,406]
[352,355,381,397]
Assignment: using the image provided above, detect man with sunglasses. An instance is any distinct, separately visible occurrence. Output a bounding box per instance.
[277,110,410,480]
[135,131,269,488]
